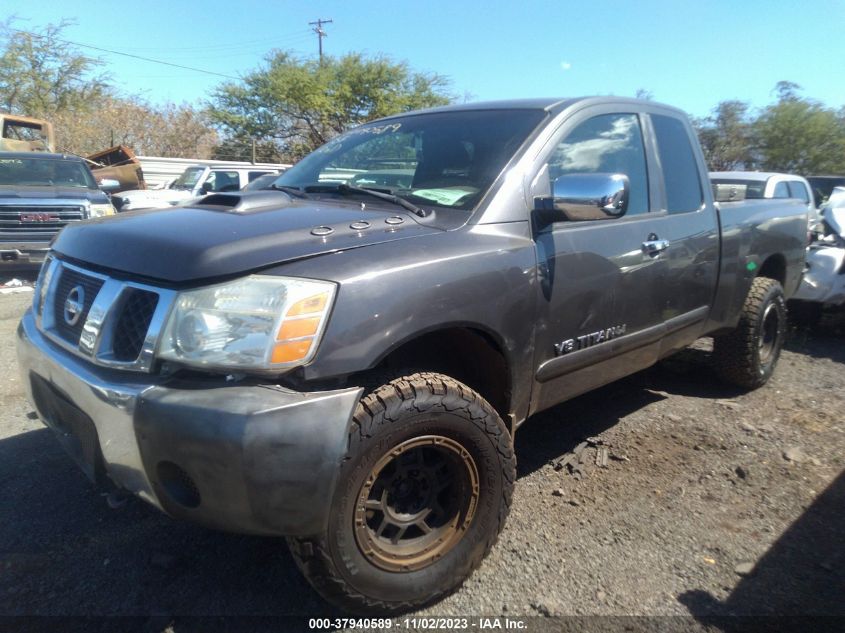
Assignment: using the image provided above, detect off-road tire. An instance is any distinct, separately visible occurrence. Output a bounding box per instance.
[287,372,515,614]
[713,277,787,389]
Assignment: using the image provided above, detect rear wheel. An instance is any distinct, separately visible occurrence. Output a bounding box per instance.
[288,372,514,614]
[713,277,787,389]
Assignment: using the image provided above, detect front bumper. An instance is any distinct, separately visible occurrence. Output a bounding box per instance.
[1,243,49,269]
[17,309,363,536]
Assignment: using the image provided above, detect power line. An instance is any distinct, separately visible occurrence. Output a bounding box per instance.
[12,28,242,81]
[308,18,333,60]
[98,30,313,53]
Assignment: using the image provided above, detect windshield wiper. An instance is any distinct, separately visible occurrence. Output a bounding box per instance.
[269,184,308,198]
[306,183,428,217]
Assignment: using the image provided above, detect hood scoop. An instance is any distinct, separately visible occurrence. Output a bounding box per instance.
[196,191,295,213]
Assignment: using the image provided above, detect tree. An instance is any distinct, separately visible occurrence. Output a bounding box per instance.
[753,83,845,174]
[210,136,279,163]
[694,100,755,171]
[0,20,109,117]
[0,21,217,159]
[52,96,218,158]
[208,51,452,161]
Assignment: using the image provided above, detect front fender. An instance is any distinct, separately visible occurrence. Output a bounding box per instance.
[273,224,539,418]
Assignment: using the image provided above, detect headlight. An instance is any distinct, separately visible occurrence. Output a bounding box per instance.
[158,275,336,371]
[89,203,116,217]
[33,253,55,316]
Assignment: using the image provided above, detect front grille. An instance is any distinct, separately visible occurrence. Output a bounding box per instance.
[38,258,174,372]
[0,205,86,240]
[52,267,105,345]
[113,289,159,361]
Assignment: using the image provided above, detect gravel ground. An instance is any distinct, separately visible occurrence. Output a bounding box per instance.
[1,289,843,629]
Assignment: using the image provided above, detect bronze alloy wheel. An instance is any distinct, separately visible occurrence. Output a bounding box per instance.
[288,373,515,613]
[353,435,480,572]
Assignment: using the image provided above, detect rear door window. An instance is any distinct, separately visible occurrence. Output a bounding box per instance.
[787,181,810,203]
[651,114,703,214]
[773,181,790,198]
[207,170,241,192]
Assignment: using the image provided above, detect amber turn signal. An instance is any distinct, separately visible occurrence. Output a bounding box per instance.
[287,292,329,317]
[271,338,314,364]
[277,316,321,340]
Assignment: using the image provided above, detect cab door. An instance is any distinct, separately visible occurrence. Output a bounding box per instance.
[635,112,720,353]
[530,107,670,414]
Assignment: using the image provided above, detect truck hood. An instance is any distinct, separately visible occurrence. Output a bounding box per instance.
[51,192,443,284]
[0,185,108,203]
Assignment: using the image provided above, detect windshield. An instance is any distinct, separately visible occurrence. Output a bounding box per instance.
[171,167,205,190]
[0,157,96,188]
[274,109,546,210]
[711,178,767,199]
[243,172,279,191]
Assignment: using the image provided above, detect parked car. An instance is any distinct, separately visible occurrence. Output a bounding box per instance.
[18,98,808,613]
[0,152,116,270]
[112,164,282,211]
[710,171,819,231]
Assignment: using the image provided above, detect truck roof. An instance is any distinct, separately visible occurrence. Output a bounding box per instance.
[375,97,687,120]
[711,171,805,182]
[0,151,85,162]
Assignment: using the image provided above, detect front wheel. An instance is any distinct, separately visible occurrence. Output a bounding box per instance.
[288,372,515,614]
[713,277,787,389]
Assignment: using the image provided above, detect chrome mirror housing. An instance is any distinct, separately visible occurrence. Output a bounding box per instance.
[549,173,629,221]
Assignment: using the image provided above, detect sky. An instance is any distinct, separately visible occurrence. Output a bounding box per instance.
[4,0,844,119]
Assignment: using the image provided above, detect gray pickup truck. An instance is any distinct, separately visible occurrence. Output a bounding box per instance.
[1,152,116,270]
[17,98,807,613]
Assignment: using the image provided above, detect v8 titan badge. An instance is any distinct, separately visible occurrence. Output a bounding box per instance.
[554,324,626,355]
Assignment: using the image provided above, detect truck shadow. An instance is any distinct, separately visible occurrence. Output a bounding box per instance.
[517,325,842,479]
[785,322,845,365]
[677,468,845,624]
[0,428,328,622]
[516,345,742,478]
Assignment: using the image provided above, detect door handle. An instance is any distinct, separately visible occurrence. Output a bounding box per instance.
[642,238,670,256]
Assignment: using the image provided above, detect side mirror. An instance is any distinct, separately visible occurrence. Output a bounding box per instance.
[536,173,629,223]
[199,182,213,195]
[98,178,121,192]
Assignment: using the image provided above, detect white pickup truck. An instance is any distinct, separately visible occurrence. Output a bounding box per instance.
[112,163,283,212]
[710,171,820,231]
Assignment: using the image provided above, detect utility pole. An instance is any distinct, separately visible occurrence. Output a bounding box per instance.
[309,18,332,61]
